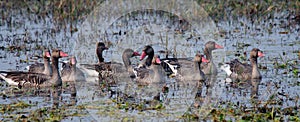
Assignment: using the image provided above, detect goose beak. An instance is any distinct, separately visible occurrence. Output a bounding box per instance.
[155,57,161,64]
[71,57,77,65]
[60,51,69,57]
[133,52,140,56]
[215,43,224,49]
[45,52,51,58]
[258,51,265,57]
[201,57,209,63]
[140,51,147,61]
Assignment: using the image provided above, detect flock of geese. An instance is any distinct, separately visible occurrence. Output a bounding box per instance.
[0,41,265,89]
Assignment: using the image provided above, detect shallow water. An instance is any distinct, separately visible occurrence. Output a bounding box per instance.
[0,0,300,121]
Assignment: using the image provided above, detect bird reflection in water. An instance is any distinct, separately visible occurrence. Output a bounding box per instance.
[51,81,77,109]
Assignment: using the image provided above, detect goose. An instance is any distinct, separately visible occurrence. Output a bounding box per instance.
[139,45,180,77]
[121,48,140,77]
[134,55,163,84]
[221,48,265,81]
[80,42,109,77]
[26,49,52,75]
[178,53,209,81]
[0,49,68,88]
[61,56,86,82]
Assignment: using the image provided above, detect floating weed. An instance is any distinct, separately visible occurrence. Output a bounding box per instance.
[122,117,135,121]
[76,105,86,110]
[0,104,13,113]
[273,54,289,69]
[111,96,165,112]
[26,106,82,121]
[199,93,298,121]
[0,101,32,113]
[292,69,298,76]
[155,103,164,110]
[289,116,300,121]
[239,55,247,62]
[12,101,31,108]
[182,112,199,121]
[65,109,87,117]
[258,64,268,70]
[279,31,289,34]
[85,104,106,110]
[277,63,287,69]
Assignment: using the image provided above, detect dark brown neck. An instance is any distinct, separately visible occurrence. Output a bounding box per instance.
[97,53,104,63]
[250,56,261,79]
[97,48,105,63]
[250,57,258,67]
[51,57,60,79]
[204,48,212,60]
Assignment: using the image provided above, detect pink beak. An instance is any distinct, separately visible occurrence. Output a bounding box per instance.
[133,52,140,56]
[60,51,69,57]
[45,52,51,57]
[202,57,209,63]
[155,57,161,64]
[258,51,265,57]
[140,51,147,61]
[215,43,224,49]
[71,57,76,65]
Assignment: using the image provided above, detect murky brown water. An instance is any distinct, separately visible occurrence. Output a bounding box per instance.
[0,0,299,121]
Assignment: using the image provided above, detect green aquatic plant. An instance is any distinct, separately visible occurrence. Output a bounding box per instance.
[182,112,199,121]
[292,69,298,76]
[0,101,32,114]
[289,116,300,121]
[277,63,287,69]
[273,54,289,69]
[12,101,31,108]
[25,106,86,121]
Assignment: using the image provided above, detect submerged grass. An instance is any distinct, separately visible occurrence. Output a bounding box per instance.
[183,101,300,121]
[1,104,88,121]
[0,101,31,114]
[1,0,299,29]
[196,0,300,22]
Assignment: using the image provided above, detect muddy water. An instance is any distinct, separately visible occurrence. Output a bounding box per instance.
[0,1,300,122]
